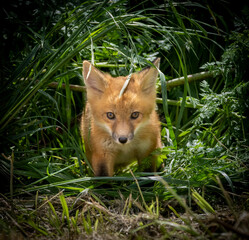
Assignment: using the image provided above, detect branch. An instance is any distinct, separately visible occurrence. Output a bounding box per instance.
[47,70,217,109]
[48,70,216,92]
[166,71,215,90]
[48,82,86,92]
[156,98,203,109]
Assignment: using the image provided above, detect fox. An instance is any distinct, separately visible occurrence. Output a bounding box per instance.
[80,58,162,176]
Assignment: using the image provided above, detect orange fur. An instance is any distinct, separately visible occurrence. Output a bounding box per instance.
[80,59,161,176]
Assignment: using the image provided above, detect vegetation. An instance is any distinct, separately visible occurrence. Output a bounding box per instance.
[1,0,249,239]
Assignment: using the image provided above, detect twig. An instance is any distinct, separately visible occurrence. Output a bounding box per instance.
[166,71,216,90]
[156,98,203,108]
[29,189,64,216]
[48,70,218,93]
[47,70,222,110]
[48,82,86,92]
[47,84,204,109]
[129,169,150,214]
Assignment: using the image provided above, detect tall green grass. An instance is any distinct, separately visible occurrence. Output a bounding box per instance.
[0,0,248,206]
[1,1,249,238]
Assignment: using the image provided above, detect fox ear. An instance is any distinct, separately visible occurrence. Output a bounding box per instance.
[139,58,160,94]
[83,61,106,94]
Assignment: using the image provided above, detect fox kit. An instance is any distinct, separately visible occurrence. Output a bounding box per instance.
[80,58,162,176]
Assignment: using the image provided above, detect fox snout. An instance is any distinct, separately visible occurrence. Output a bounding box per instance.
[118,136,128,144]
[112,132,134,144]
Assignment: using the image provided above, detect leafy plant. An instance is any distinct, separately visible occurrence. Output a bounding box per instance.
[0,1,249,238]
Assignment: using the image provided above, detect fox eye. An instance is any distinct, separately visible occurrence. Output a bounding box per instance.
[107,112,115,120]
[131,112,139,119]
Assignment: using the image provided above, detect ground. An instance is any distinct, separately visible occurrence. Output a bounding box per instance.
[1,192,249,239]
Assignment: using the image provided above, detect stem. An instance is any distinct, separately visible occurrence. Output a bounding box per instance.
[48,82,86,92]
[156,98,203,109]
[166,71,215,90]
[48,70,217,92]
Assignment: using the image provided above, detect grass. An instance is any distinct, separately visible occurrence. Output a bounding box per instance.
[1,183,249,239]
[1,0,249,239]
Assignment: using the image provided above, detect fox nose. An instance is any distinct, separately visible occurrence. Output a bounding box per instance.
[119,136,128,144]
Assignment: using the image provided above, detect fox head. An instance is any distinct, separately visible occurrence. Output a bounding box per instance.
[83,59,160,144]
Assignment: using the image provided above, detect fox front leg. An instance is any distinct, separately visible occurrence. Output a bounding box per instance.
[91,154,114,177]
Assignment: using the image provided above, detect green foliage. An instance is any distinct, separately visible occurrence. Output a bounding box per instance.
[192,80,246,145]
[0,0,248,229]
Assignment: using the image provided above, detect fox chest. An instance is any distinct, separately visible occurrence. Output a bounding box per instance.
[104,138,152,166]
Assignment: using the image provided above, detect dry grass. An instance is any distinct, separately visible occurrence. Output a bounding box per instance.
[1,192,249,240]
